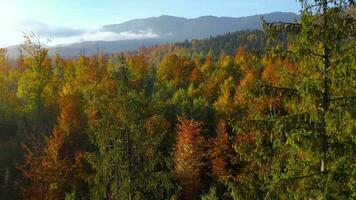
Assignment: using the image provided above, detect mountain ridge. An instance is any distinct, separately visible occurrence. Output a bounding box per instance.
[102,12,298,40]
[7,12,299,58]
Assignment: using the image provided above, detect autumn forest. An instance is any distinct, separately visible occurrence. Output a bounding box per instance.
[0,0,355,199]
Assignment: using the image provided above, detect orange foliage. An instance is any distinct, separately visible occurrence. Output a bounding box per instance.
[234,132,255,145]
[0,48,10,74]
[262,57,282,85]
[19,87,87,199]
[19,141,47,200]
[262,57,299,85]
[128,52,149,74]
[254,96,282,114]
[209,120,233,181]
[201,79,219,100]
[16,55,28,73]
[213,77,237,116]
[201,51,214,74]
[158,54,195,87]
[174,117,205,199]
[75,55,100,86]
[234,69,258,105]
[235,47,260,73]
[235,47,247,65]
[189,67,203,84]
[128,51,150,88]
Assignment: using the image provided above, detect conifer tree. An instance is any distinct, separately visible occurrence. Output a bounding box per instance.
[230,0,356,198]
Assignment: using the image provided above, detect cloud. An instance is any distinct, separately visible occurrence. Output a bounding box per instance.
[50,30,159,46]
[80,30,158,41]
[20,20,86,38]
[2,20,159,47]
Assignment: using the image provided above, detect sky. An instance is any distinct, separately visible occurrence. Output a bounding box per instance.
[0,0,301,47]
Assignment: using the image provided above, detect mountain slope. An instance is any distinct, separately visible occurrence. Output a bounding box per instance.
[7,12,298,58]
[102,12,298,41]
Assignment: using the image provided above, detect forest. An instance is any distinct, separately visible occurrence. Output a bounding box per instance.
[0,0,355,199]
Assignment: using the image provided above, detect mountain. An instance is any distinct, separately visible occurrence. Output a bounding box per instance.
[7,12,298,58]
[102,12,298,41]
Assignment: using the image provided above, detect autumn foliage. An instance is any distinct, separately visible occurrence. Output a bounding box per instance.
[174,117,205,199]
[209,120,234,182]
[19,85,87,200]
[0,2,354,198]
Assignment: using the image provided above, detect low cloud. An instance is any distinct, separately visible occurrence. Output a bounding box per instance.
[79,30,158,42]
[12,21,159,47]
[51,30,159,46]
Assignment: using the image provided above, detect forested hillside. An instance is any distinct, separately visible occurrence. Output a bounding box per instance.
[102,12,298,41]
[175,29,287,55]
[0,0,355,199]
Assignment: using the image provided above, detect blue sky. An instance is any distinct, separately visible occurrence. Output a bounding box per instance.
[0,0,301,47]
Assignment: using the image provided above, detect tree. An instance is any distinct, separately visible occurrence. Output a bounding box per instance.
[174,117,205,199]
[209,121,234,182]
[128,51,150,90]
[228,52,285,199]
[0,49,21,199]
[141,115,178,199]
[251,1,356,198]
[19,82,88,200]
[86,54,177,200]
[17,33,56,136]
[158,54,195,88]
[0,2,353,198]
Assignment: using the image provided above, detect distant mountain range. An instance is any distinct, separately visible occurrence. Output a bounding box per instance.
[7,12,299,58]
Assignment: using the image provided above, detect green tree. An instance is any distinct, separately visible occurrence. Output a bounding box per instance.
[226,1,356,199]
[86,54,176,199]
[0,49,21,199]
[17,33,56,136]
[265,1,355,198]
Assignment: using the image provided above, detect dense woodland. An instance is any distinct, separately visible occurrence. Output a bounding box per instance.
[175,30,287,56]
[175,30,266,55]
[0,0,355,199]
